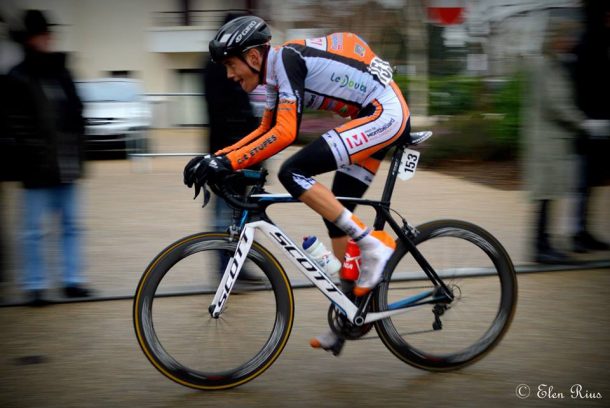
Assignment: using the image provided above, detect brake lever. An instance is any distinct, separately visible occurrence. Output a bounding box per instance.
[202,186,211,208]
[192,183,211,208]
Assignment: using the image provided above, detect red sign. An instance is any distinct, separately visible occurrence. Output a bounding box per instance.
[427,1,465,26]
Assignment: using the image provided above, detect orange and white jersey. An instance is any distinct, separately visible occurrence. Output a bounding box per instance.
[220,32,406,170]
[265,33,392,117]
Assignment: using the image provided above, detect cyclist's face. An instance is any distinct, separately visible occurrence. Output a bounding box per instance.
[223,50,261,93]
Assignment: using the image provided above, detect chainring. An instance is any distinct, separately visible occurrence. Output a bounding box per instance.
[327,304,373,340]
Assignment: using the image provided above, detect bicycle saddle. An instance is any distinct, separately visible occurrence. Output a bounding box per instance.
[409,131,433,146]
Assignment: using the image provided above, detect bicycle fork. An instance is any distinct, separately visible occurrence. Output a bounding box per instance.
[208,226,255,318]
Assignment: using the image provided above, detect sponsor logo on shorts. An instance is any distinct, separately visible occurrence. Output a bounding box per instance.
[341,118,398,154]
[345,132,369,149]
[368,118,396,139]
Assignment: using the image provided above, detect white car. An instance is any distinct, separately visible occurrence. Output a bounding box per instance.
[76,78,151,156]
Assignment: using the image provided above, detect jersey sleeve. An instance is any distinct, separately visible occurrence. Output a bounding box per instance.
[224,46,307,170]
[214,108,275,156]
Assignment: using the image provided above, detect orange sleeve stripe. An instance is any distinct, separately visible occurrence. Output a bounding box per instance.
[226,102,298,169]
[215,109,275,156]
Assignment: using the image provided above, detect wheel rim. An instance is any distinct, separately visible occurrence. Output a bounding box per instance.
[376,223,516,368]
[134,235,293,388]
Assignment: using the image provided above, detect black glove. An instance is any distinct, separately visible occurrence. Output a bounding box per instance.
[183,154,209,188]
[183,154,232,189]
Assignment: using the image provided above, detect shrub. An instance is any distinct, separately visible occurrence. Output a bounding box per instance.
[428,76,484,115]
[421,73,523,165]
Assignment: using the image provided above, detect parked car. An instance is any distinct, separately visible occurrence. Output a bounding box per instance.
[75,78,151,156]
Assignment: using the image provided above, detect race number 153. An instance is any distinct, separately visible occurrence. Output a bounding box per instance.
[398,148,420,181]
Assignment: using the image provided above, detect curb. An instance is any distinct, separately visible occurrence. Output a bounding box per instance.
[1,259,609,308]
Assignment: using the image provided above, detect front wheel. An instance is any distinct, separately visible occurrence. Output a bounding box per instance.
[133,232,294,390]
[374,220,517,371]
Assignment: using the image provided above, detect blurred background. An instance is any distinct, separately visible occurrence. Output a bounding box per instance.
[0,1,609,407]
[0,0,583,129]
[0,0,600,150]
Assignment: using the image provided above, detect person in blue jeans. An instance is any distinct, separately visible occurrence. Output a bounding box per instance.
[22,185,87,299]
[7,10,92,305]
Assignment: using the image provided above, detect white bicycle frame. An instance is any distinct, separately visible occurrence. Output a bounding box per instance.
[209,220,416,324]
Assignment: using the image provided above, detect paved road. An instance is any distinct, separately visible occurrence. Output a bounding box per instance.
[0,269,609,408]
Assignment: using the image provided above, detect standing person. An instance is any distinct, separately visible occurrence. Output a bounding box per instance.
[1,10,24,288]
[0,74,15,286]
[522,14,606,264]
[7,10,92,305]
[184,16,410,353]
[571,1,610,252]
[203,12,262,282]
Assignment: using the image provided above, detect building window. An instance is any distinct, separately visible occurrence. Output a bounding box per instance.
[108,70,132,78]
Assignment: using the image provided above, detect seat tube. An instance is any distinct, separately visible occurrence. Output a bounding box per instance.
[373,146,404,230]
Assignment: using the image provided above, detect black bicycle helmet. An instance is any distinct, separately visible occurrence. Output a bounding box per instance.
[209,15,271,63]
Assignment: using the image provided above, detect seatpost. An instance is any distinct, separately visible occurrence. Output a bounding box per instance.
[373,145,405,230]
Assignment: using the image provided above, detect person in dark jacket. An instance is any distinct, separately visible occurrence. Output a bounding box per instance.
[571,1,610,252]
[0,75,15,285]
[7,10,92,305]
[203,12,262,282]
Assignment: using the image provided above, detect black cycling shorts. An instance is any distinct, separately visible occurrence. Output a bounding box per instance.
[278,117,411,238]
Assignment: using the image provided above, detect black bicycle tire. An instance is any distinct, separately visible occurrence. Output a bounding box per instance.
[133,232,294,390]
[373,219,518,371]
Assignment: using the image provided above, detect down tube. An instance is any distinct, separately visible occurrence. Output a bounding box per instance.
[252,221,359,319]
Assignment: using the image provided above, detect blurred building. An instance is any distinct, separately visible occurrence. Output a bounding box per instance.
[0,0,583,125]
[0,0,255,127]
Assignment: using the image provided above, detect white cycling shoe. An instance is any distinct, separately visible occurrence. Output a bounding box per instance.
[353,231,396,297]
[310,330,345,356]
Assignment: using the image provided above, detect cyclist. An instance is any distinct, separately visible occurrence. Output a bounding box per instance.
[184,16,411,353]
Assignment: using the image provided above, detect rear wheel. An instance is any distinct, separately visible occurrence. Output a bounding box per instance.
[133,232,294,390]
[374,220,517,371]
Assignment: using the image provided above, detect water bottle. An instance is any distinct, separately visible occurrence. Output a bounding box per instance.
[340,239,361,281]
[302,236,342,277]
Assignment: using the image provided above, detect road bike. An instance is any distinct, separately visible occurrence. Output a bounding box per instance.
[133,131,518,390]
